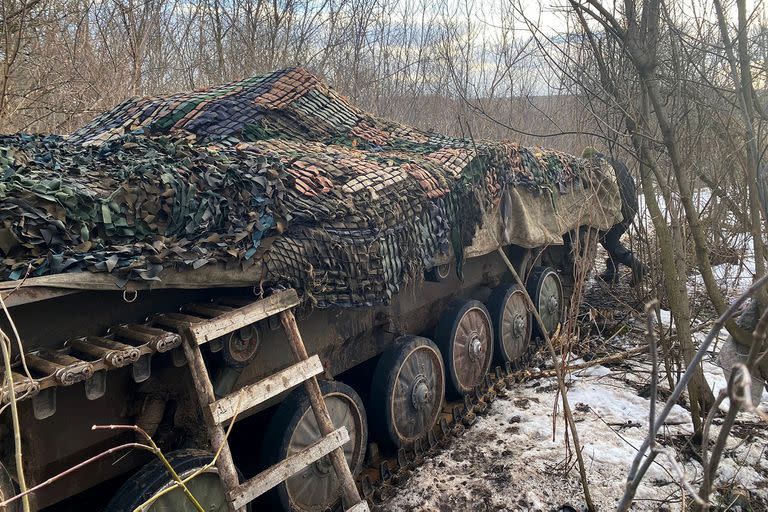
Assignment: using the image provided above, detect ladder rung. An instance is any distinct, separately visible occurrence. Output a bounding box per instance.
[346,501,371,512]
[188,289,300,346]
[228,427,349,509]
[209,355,324,424]
[181,303,235,317]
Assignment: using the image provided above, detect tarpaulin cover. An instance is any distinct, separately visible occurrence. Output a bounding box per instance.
[0,68,621,307]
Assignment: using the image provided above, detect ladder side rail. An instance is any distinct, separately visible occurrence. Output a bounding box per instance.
[278,310,364,509]
[181,331,243,512]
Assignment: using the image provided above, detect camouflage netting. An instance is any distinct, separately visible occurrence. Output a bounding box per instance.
[0,68,620,307]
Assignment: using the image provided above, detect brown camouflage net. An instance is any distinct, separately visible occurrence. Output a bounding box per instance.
[0,68,619,307]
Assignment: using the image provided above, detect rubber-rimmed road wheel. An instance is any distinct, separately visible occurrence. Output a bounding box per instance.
[435,300,494,399]
[526,266,564,339]
[369,336,445,448]
[260,380,367,512]
[487,284,532,367]
[105,449,243,512]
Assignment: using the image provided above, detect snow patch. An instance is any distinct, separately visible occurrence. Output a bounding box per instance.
[386,356,767,511]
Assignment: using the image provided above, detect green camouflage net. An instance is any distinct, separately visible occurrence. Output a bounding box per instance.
[1,68,614,307]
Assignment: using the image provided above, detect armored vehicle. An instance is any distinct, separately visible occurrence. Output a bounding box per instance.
[0,68,622,511]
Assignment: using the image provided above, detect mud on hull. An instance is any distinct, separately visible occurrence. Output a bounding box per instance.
[1,238,586,511]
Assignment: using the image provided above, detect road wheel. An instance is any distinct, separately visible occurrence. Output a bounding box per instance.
[526,266,564,339]
[435,300,494,399]
[260,380,366,512]
[487,284,532,367]
[105,449,241,512]
[369,336,445,448]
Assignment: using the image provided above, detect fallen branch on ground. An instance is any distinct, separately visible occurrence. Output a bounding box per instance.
[509,345,649,381]
[618,274,768,511]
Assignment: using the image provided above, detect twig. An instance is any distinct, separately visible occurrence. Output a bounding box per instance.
[639,299,706,506]
[700,391,728,475]
[698,366,750,507]
[655,447,707,507]
[0,278,34,381]
[0,442,151,507]
[0,278,48,512]
[496,247,596,511]
[646,300,660,437]
[94,425,206,512]
[1,394,243,511]
[130,393,243,512]
[618,274,768,511]
[0,330,30,512]
[0,263,31,302]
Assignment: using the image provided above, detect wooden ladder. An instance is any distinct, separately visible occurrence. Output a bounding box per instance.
[181,288,369,512]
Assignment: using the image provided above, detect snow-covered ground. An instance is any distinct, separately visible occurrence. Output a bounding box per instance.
[386,354,768,511]
[386,191,768,511]
[638,187,758,300]
[386,257,768,511]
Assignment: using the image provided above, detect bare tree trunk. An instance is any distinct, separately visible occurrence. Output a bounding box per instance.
[712,0,767,309]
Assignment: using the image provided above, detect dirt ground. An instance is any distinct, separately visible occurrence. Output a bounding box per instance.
[385,274,768,512]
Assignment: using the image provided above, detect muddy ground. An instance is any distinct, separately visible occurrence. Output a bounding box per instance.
[385,274,768,512]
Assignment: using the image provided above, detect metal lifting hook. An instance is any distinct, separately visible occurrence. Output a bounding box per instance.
[123,289,138,303]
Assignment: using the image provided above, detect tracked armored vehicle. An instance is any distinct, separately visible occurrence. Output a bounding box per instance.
[0,68,622,511]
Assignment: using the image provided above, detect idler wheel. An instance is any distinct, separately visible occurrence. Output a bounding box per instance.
[260,381,367,512]
[105,449,243,511]
[435,300,494,399]
[526,266,564,339]
[370,336,445,448]
[487,283,532,366]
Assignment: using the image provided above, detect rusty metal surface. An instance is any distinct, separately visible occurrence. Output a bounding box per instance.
[0,246,548,507]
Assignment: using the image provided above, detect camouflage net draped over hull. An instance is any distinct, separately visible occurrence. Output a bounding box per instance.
[1,68,617,307]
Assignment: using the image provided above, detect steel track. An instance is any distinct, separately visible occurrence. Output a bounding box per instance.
[356,339,546,510]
